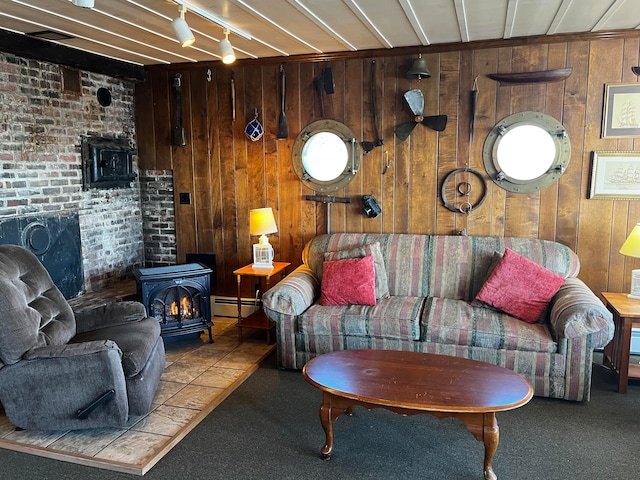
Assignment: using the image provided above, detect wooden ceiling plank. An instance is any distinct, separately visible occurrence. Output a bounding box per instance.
[454,0,470,43]
[547,0,574,35]
[2,0,640,65]
[398,0,430,46]
[592,0,626,31]
[504,0,517,39]
[342,0,393,48]
[285,0,357,51]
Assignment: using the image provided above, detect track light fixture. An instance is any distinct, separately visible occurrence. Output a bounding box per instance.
[219,29,235,64]
[172,5,196,48]
[72,0,95,7]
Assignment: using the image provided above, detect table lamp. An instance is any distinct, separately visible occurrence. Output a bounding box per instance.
[250,207,278,268]
[620,222,640,299]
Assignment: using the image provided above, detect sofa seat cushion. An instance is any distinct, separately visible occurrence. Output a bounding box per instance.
[71,317,161,378]
[421,297,557,353]
[298,296,425,341]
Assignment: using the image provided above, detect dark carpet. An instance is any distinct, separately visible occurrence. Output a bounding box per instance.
[2,352,640,480]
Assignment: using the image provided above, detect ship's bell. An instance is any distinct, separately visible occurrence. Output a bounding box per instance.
[406,54,431,80]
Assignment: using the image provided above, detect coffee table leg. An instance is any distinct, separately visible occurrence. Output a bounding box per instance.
[482,412,499,480]
[319,391,349,460]
[459,412,500,480]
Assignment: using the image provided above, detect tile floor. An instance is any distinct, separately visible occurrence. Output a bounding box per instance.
[0,317,276,475]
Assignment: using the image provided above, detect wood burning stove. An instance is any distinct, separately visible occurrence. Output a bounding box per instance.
[133,264,213,343]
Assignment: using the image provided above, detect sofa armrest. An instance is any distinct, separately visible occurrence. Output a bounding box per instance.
[24,340,122,360]
[262,265,319,316]
[548,278,614,348]
[1,341,129,430]
[262,265,319,370]
[74,301,149,334]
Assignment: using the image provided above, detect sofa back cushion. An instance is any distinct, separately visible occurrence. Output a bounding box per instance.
[303,233,580,301]
[304,233,430,297]
[428,235,579,300]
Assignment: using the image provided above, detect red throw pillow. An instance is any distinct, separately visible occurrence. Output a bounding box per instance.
[320,255,376,306]
[474,247,565,323]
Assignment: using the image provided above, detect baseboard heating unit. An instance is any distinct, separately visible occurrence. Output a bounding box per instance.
[632,329,640,355]
[211,296,260,318]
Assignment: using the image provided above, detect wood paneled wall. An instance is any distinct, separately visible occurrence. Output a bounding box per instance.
[136,36,640,298]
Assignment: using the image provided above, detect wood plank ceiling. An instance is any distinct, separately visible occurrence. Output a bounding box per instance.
[0,0,639,66]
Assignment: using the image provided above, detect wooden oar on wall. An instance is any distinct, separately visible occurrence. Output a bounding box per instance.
[277,65,288,139]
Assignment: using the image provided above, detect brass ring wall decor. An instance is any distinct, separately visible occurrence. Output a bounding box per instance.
[441,168,487,213]
[292,119,361,192]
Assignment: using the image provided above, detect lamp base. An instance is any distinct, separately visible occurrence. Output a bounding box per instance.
[628,269,640,299]
[253,243,274,269]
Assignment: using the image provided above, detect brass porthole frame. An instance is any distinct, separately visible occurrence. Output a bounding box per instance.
[292,119,361,193]
[482,111,571,193]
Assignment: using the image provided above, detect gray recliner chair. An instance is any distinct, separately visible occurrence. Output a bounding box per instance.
[0,244,165,431]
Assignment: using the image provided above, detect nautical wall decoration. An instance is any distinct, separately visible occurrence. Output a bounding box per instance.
[602,83,640,138]
[395,89,447,141]
[245,109,264,141]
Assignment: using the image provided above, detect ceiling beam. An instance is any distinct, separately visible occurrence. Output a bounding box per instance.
[399,0,430,46]
[547,0,574,35]
[0,29,145,81]
[454,0,470,43]
[143,26,640,70]
[504,0,518,39]
[342,0,393,48]
[592,0,626,32]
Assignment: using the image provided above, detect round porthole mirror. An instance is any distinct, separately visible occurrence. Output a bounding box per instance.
[292,119,361,192]
[482,111,570,193]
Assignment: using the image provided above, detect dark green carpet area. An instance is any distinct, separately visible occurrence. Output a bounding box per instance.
[2,352,640,480]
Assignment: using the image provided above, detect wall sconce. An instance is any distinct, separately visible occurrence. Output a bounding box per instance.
[72,0,95,6]
[250,208,278,268]
[620,222,640,299]
[219,29,235,64]
[172,5,196,48]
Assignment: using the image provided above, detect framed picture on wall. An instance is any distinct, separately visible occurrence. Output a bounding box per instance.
[590,151,640,199]
[602,83,640,138]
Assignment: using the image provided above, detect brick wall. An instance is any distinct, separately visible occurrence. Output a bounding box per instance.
[140,170,177,266]
[0,51,145,293]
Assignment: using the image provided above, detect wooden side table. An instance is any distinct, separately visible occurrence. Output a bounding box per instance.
[233,262,290,343]
[602,292,640,393]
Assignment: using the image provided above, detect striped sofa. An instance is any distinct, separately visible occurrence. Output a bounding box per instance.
[262,233,614,401]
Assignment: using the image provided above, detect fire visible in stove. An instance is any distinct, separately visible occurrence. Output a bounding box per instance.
[151,286,203,326]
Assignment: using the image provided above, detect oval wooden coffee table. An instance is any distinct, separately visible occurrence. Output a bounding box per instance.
[302,349,533,480]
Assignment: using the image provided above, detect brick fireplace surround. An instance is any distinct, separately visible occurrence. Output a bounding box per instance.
[0,51,176,296]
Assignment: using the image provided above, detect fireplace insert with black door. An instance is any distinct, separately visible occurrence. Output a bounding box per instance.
[133,264,213,343]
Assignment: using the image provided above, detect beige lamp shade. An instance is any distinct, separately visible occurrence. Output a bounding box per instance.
[250,208,277,268]
[620,223,640,257]
[250,208,277,237]
[620,223,640,299]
